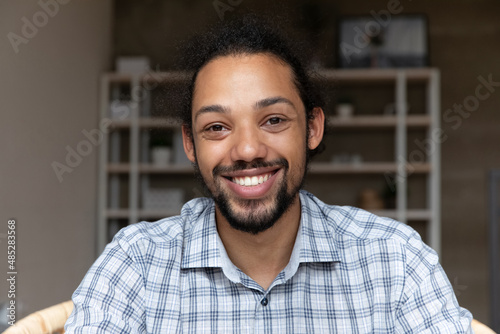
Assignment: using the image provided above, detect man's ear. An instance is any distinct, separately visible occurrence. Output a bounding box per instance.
[182,125,196,163]
[308,107,325,150]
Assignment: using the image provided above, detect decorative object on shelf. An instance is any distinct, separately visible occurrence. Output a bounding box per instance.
[108,83,132,120]
[109,100,132,119]
[331,153,350,164]
[350,154,363,165]
[150,134,173,166]
[151,147,171,166]
[335,96,355,119]
[142,188,184,212]
[116,56,150,74]
[331,152,363,165]
[337,15,428,68]
[368,24,385,68]
[358,188,384,210]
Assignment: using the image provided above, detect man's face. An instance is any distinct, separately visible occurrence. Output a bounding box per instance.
[183,53,323,234]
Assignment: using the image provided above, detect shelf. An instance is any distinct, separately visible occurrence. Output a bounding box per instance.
[329,115,431,129]
[106,209,180,220]
[109,117,180,129]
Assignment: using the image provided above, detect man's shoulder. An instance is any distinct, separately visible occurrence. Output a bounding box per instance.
[301,190,424,246]
[302,190,438,267]
[111,196,214,251]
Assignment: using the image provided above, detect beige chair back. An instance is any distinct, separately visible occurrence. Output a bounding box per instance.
[471,319,497,334]
[2,300,73,334]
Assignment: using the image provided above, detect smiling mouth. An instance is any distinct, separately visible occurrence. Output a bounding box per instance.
[224,170,279,187]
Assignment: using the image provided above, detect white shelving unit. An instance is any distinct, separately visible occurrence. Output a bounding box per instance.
[97,68,441,256]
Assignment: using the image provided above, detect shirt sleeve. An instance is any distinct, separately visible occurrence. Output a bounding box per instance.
[394,231,473,333]
[65,231,146,333]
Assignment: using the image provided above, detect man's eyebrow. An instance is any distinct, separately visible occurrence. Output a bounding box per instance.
[254,96,296,110]
[194,104,230,121]
[194,96,296,121]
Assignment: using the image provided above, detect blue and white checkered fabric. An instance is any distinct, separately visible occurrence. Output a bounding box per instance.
[65,191,472,333]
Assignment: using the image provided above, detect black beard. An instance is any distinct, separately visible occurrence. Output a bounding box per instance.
[192,158,306,234]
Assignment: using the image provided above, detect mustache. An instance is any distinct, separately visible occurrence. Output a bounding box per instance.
[212,158,289,177]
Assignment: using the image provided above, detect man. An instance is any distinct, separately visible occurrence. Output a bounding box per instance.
[66,15,473,333]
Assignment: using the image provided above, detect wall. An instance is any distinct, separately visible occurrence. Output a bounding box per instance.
[112,0,500,325]
[0,0,112,318]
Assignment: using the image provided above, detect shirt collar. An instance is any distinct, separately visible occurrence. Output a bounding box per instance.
[180,199,221,269]
[180,190,343,270]
[296,190,343,263]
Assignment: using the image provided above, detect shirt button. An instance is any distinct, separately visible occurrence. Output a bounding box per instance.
[261,297,268,306]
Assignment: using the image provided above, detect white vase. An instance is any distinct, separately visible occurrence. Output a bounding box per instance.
[151,147,171,166]
[336,103,354,119]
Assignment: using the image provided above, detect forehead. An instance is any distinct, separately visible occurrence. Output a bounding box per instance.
[192,53,301,111]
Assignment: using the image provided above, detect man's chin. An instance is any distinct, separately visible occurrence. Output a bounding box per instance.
[220,210,280,235]
[219,192,277,216]
[214,187,297,235]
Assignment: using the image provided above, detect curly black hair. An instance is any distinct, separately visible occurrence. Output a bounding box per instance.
[177,13,326,159]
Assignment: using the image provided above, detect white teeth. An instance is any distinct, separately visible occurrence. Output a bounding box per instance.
[251,176,258,185]
[244,176,251,186]
[232,172,274,187]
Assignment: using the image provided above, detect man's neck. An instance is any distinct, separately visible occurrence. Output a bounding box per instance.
[215,195,302,290]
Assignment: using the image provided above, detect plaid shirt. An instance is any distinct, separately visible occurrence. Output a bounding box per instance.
[66,191,472,333]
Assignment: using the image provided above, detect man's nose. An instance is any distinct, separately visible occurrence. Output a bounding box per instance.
[229,125,267,163]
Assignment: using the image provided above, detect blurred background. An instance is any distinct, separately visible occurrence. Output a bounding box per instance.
[1,0,499,330]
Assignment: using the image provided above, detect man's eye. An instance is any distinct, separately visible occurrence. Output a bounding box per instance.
[267,117,282,125]
[207,124,226,132]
